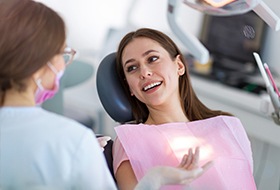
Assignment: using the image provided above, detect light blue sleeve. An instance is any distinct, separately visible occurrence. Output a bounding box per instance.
[71,130,117,190]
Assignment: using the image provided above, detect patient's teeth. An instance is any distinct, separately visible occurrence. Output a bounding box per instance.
[144,82,161,91]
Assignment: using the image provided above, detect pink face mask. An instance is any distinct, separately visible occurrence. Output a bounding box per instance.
[34,63,64,105]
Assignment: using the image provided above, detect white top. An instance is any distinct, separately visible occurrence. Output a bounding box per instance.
[0,107,117,190]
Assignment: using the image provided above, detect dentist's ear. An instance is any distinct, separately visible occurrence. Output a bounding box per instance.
[31,64,47,81]
[176,55,185,76]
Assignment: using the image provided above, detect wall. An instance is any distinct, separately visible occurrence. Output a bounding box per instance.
[261,0,280,74]
[35,0,132,57]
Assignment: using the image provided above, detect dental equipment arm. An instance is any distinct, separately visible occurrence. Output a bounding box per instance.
[253,52,280,125]
[182,0,280,30]
[168,0,280,64]
[253,1,280,31]
[167,0,210,64]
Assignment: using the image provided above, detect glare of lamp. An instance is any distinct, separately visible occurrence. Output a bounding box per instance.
[183,0,261,16]
[170,136,214,161]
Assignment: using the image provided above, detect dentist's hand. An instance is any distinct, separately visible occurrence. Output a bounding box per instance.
[97,136,111,152]
[135,147,213,190]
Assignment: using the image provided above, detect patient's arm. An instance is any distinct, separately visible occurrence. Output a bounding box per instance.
[115,160,137,190]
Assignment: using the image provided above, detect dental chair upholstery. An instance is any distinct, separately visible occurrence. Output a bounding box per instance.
[96,52,134,123]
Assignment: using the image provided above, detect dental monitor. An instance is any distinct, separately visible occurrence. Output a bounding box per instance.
[199,11,267,72]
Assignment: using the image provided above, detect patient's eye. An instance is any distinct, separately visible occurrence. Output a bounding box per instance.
[147,56,159,63]
[126,65,137,72]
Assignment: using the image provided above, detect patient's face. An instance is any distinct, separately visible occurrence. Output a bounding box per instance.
[121,37,184,107]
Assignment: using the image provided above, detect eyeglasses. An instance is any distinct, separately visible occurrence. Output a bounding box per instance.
[63,47,76,65]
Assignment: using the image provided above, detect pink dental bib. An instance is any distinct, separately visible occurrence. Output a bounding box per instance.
[114,116,256,190]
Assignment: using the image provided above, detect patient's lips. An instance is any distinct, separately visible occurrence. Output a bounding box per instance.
[143,81,162,92]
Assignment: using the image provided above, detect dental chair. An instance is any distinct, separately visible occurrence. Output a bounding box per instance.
[96,52,134,183]
[96,52,134,123]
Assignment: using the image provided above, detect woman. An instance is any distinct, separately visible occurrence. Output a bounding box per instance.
[113,28,257,190]
[0,0,116,189]
[0,1,211,189]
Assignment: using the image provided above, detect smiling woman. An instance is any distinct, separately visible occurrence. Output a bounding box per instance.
[112,28,257,190]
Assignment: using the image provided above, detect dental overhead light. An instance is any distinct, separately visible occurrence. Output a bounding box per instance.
[167,0,280,64]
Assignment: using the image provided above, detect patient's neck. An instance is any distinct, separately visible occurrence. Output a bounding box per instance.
[145,107,189,125]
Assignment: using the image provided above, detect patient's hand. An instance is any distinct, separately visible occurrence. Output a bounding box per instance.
[134,147,213,190]
[175,147,213,184]
[97,136,111,151]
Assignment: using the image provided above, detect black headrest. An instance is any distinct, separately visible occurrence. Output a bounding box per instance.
[96,52,134,123]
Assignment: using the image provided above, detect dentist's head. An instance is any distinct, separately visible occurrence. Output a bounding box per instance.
[0,0,75,106]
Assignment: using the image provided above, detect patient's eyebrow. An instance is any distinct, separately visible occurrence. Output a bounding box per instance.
[124,49,159,66]
[142,50,158,57]
[124,58,135,66]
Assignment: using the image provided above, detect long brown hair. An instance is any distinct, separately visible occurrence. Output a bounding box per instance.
[116,28,232,123]
[0,0,66,106]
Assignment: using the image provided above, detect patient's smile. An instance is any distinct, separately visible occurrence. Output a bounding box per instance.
[143,82,162,91]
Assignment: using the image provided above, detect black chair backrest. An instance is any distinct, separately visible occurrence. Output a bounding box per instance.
[96,52,134,123]
[95,134,116,183]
